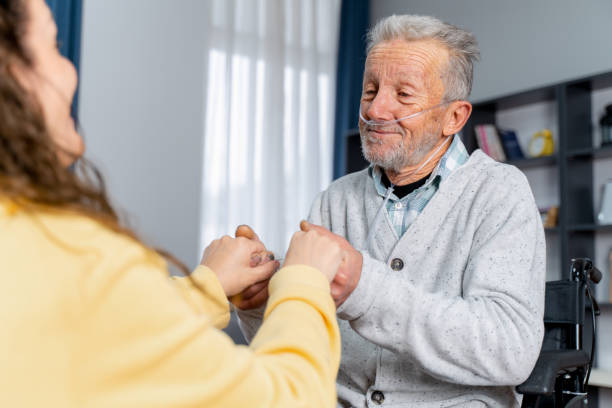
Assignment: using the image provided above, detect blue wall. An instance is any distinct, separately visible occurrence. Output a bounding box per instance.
[46,0,83,117]
[333,0,369,179]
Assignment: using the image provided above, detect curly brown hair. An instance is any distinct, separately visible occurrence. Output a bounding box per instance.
[0,0,190,275]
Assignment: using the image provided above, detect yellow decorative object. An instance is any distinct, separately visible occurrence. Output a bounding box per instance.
[544,206,558,228]
[528,129,555,157]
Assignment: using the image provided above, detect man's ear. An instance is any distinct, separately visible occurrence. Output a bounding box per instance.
[442,100,472,136]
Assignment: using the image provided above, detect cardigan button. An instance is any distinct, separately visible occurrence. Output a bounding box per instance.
[371,390,385,404]
[390,258,404,271]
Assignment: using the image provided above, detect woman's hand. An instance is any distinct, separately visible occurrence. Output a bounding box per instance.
[284,228,344,282]
[231,225,275,309]
[201,236,280,297]
[299,221,363,307]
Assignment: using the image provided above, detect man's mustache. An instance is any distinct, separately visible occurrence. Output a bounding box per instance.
[361,124,406,139]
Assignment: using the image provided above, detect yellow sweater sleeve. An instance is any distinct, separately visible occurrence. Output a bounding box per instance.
[169,266,231,329]
[79,247,340,408]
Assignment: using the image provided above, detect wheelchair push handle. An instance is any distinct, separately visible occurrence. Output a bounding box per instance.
[589,266,602,284]
[570,258,602,284]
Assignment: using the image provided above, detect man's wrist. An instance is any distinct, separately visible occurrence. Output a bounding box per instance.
[336,252,385,320]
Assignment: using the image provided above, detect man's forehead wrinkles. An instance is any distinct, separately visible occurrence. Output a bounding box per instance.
[366,39,448,74]
[369,39,446,58]
[366,55,434,78]
[365,61,427,84]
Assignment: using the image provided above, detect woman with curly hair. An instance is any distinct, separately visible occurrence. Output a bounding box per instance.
[0,1,343,406]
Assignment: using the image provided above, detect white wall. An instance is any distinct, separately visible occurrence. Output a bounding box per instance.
[79,0,208,268]
[370,0,612,103]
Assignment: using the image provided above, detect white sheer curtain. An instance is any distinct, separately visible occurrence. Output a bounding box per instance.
[200,0,341,256]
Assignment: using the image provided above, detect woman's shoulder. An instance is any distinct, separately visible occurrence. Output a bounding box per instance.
[0,200,160,268]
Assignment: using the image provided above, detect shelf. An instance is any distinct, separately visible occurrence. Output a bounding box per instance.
[566,146,612,160]
[473,86,555,110]
[567,224,612,232]
[590,369,612,388]
[505,155,557,168]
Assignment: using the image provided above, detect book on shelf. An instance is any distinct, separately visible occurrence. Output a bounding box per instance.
[474,124,506,162]
[498,129,525,160]
[538,206,558,228]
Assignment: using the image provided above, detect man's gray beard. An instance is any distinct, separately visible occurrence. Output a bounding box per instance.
[360,129,439,173]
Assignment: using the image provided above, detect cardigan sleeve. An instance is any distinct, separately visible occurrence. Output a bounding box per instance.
[170,266,231,329]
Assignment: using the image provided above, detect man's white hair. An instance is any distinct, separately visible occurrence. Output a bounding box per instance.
[367,14,480,101]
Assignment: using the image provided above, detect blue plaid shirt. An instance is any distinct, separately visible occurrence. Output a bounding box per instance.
[369,135,469,238]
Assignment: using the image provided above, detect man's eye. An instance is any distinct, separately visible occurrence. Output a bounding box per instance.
[361,90,376,100]
[398,92,411,98]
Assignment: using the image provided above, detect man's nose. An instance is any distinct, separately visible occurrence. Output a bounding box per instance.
[364,90,395,122]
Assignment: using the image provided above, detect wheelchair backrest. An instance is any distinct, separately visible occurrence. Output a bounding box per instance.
[542,280,587,352]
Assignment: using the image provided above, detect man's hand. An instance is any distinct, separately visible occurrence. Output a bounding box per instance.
[300,221,362,307]
[231,225,275,310]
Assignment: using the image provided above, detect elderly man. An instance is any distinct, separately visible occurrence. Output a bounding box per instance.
[238,14,545,408]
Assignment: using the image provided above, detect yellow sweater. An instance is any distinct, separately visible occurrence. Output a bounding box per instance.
[0,201,340,407]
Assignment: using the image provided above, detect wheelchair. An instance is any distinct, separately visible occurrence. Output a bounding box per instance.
[517,258,603,407]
